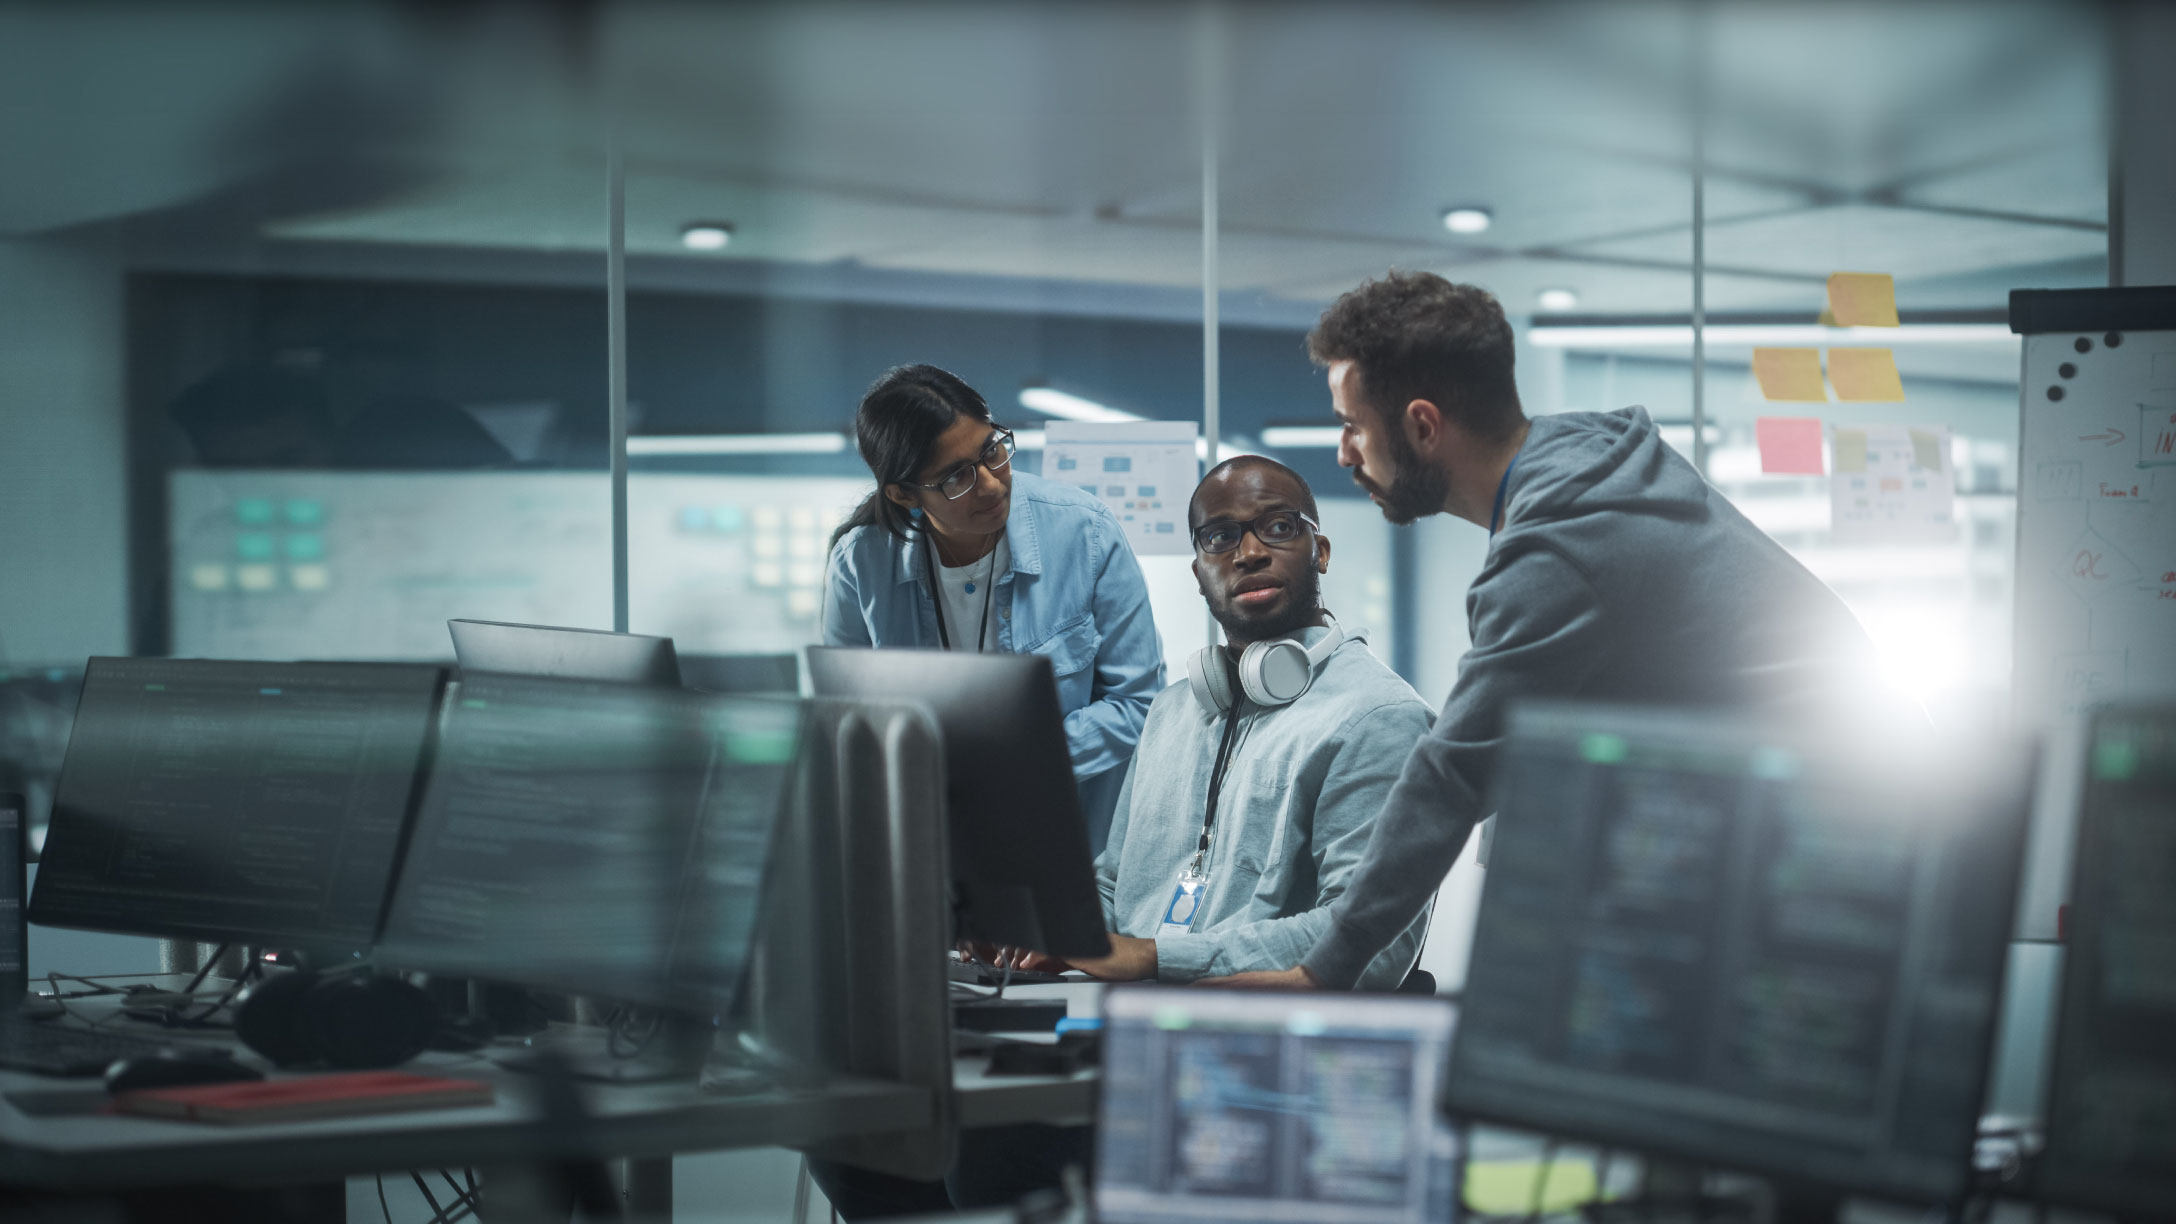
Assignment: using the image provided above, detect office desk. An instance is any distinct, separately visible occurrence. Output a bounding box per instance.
[1,977,930,1199]
[950,980,1100,1130]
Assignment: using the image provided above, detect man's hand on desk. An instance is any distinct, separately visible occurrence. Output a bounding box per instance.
[960,941,1072,975]
[959,933,1160,980]
[1063,933,1158,982]
[1201,966,1321,990]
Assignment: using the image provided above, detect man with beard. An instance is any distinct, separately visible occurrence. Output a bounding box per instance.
[1219,272,1885,991]
[993,455,1435,990]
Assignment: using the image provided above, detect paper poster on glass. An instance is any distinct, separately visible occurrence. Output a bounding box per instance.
[1040,421,1200,556]
[1829,424,1955,543]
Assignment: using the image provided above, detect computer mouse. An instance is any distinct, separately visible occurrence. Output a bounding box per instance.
[104,1049,265,1095]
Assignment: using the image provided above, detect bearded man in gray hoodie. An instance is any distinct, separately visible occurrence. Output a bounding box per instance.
[1222,271,1883,991]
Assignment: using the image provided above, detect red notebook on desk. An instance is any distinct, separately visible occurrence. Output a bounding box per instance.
[114,1072,494,1124]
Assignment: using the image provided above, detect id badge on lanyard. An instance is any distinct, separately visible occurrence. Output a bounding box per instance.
[1157,851,1210,939]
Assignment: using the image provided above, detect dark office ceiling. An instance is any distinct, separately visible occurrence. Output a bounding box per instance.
[1,2,2110,333]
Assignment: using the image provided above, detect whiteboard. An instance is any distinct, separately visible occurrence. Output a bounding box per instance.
[2014,328,2176,722]
[171,470,1404,676]
[2010,312,2176,939]
[170,471,868,661]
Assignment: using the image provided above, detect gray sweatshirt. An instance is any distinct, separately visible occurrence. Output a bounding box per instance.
[1097,626,1436,991]
[1302,407,1882,989]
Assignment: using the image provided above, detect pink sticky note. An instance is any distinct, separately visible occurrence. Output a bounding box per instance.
[1756,416,1826,475]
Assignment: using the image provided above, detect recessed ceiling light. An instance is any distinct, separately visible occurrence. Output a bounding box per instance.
[1536,287,1580,312]
[680,223,734,251]
[1441,207,1492,235]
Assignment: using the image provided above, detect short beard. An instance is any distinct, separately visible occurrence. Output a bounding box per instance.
[1359,417,1449,526]
[1211,563,1323,645]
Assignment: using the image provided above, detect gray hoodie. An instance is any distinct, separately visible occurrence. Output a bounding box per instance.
[1302,406,1882,989]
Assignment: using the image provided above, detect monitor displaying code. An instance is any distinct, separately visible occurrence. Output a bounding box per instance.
[30,658,445,948]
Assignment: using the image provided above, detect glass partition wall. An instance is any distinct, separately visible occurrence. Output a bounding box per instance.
[1,0,2109,985]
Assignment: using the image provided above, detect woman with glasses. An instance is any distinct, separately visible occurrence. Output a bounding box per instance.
[823,364,1165,851]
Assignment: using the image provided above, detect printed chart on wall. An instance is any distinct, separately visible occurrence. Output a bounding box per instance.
[1040,421,1198,556]
[2013,324,2176,725]
[1829,424,1955,543]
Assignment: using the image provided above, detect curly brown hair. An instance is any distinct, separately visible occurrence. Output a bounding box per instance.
[1306,271,1524,444]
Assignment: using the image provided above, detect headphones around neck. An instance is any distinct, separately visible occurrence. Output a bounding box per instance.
[1187,614,1358,714]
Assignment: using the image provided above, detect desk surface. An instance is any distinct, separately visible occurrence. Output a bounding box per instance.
[949,981,1100,1130]
[6,975,1117,1191]
[3,976,930,1192]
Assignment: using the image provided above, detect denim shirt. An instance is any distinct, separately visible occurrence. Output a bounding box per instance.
[821,470,1166,847]
[1093,627,1436,990]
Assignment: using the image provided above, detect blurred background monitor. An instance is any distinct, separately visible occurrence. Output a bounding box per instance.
[0,665,84,860]
[2,792,24,1003]
[28,658,446,952]
[1096,985,1461,1224]
[1446,703,2032,1212]
[375,673,799,1019]
[804,646,1109,961]
[2034,702,2176,1219]
[448,618,681,687]
[678,652,800,695]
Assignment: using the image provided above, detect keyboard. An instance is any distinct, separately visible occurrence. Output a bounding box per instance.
[0,1019,216,1077]
[947,960,1078,988]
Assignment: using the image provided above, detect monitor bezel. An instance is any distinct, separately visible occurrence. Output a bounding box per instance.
[1441,701,2032,1209]
[1093,983,1463,1222]
[2030,701,2176,1219]
[447,618,682,688]
[25,657,450,953]
[803,645,1110,960]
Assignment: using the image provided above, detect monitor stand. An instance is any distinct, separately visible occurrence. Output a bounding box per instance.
[496,1014,717,1084]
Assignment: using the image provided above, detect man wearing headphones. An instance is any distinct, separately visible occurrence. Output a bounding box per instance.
[999,455,1435,991]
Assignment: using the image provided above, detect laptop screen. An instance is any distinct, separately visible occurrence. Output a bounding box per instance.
[1096,986,1461,1224]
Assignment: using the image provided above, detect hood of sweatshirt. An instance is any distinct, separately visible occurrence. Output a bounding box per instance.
[1497,406,1705,532]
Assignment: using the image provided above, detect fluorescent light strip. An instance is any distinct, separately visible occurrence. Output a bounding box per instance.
[1018,387,1146,423]
[1527,324,2014,348]
[628,433,848,456]
[1017,430,1248,464]
[1261,426,1344,448]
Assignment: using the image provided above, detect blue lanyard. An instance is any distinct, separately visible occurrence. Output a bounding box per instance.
[1489,448,1525,536]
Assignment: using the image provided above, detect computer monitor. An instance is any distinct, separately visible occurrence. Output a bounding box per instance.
[1096,985,1462,1224]
[1446,703,2031,1210]
[2,792,24,1004]
[2034,702,2176,1218]
[28,658,447,952]
[804,646,1110,960]
[374,673,799,1017]
[0,664,84,860]
[448,619,682,687]
[678,652,800,695]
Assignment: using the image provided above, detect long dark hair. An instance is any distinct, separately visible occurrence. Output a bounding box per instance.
[830,364,994,551]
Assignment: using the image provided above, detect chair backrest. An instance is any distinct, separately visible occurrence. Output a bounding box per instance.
[741,696,956,1179]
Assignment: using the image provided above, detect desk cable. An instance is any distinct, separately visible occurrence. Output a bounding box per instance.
[377,1168,478,1224]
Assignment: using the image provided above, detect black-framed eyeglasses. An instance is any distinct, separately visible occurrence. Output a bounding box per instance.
[909,428,1016,500]
[1192,509,1319,555]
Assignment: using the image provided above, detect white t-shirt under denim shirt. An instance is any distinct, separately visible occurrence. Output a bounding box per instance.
[933,536,1010,652]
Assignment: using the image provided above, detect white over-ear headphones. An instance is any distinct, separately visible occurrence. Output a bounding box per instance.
[1187,614,1359,714]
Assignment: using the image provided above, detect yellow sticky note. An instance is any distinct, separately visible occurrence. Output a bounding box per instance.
[1829,347,1906,402]
[1466,1160,1602,1215]
[1834,427,1868,473]
[1827,273,1899,327]
[1752,348,1827,402]
[1909,427,1944,472]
